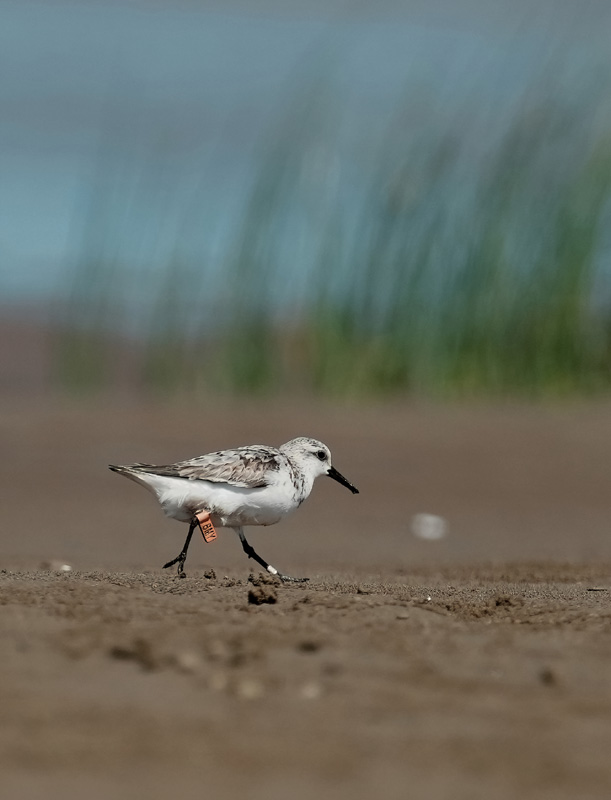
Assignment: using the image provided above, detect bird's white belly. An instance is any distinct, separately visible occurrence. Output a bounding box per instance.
[144,475,299,528]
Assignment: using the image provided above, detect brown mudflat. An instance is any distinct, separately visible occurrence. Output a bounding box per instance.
[2,398,611,799]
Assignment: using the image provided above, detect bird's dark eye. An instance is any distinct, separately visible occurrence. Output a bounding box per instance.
[316,450,326,461]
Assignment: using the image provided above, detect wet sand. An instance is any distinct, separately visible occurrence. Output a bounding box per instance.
[2,398,611,798]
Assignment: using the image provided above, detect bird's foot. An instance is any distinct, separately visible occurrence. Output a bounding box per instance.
[277,572,309,583]
[163,555,187,576]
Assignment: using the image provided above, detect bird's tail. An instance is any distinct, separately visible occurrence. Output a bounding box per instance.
[108,464,136,478]
[108,464,154,489]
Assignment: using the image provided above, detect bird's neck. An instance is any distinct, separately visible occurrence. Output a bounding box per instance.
[286,460,313,505]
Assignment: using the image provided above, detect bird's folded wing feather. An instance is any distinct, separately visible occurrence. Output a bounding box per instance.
[127,447,282,488]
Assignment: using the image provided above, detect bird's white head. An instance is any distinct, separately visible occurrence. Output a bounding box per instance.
[280,437,359,494]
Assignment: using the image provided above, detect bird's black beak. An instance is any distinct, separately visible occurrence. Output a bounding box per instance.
[327,466,359,494]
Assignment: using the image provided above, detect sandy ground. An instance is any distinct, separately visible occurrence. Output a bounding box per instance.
[2,397,611,799]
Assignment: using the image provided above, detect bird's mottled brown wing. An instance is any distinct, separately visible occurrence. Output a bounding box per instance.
[127,446,282,488]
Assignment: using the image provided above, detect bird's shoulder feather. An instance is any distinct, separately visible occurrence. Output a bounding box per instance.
[128,446,283,489]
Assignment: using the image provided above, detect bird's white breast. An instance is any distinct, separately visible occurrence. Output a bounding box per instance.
[132,468,311,528]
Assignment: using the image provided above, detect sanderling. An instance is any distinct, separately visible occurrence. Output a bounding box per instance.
[109,437,358,582]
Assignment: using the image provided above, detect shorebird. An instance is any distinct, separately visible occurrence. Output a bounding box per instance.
[109,437,358,581]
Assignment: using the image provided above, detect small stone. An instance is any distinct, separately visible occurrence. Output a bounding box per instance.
[109,638,156,671]
[40,560,72,573]
[248,586,277,605]
[298,640,321,653]
[236,678,264,700]
[173,651,202,674]
[539,667,557,686]
[300,682,322,700]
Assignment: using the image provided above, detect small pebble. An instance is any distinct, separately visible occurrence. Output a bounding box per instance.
[40,560,72,573]
[300,682,322,700]
[236,678,264,700]
[539,667,557,686]
[248,586,277,605]
[173,651,202,674]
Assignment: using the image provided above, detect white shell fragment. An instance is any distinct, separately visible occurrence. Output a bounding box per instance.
[411,513,448,541]
[40,560,73,572]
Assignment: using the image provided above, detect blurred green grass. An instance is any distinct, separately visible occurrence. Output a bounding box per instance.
[55,74,611,399]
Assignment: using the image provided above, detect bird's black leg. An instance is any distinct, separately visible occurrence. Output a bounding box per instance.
[163,520,196,576]
[235,527,309,583]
